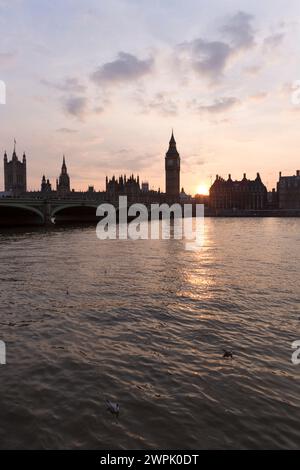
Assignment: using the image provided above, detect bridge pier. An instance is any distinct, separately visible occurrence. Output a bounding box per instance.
[43,201,53,225]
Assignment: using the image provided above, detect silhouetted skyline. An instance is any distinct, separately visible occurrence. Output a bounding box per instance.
[1,1,300,193]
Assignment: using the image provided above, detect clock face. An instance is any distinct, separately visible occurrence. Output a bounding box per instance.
[167,159,174,168]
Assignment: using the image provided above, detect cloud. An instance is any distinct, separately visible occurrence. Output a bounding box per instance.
[113,151,160,171]
[177,11,255,83]
[190,96,240,114]
[41,77,90,118]
[79,148,161,172]
[180,39,231,80]
[248,91,268,102]
[62,96,88,119]
[244,64,262,76]
[183,153,206,167]
[56,128,78,134]
[94,106,105,114]
[221,11,255,49]
[90,52,154,85]
[41,77,86,93]
[263,32,285,51]
[136,92,178,116]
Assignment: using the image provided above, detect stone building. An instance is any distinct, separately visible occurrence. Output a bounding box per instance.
[209,173,268,210]
[277,170,300,209]
[3,143,27,195]
[106,174,140,201]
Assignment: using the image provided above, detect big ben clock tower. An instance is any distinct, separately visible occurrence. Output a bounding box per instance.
[165,130,180,198]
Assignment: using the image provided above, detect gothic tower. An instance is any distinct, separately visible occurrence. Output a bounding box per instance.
[165,131,180,197]
[56,155,70,194]
[3,141,27,195]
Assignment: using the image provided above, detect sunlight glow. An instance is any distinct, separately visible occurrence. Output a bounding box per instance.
[196,184,210,196]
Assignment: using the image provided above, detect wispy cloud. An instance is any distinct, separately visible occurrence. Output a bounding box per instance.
[263,32,285,52]
[248,91,268,102]
[189,96,240,114]
[90,52,154,85]
[243,64,262,76]
[77,148,161,172]
[41,77,86,93]
[179,38,231,81]
[56,127,78,134]
[221,11,255,50]
[62,95,88,119]
[136,91,178,116]
[177,11,256,84]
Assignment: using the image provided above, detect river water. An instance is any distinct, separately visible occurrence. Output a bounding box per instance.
[0,218,299,449]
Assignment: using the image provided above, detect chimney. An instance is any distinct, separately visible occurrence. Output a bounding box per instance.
[279,171,282,178]
[297,170,300,177]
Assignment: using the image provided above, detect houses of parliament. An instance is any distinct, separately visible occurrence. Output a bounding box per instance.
[2,133,300,212]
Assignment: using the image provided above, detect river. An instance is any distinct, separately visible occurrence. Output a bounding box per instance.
[0,218,299,449]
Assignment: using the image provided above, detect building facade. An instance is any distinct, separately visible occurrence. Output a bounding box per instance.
[165,131,180,198]
[277,170,300,209]
[106,174,141,201]
[3,145,27,195]
[209,173,267,210]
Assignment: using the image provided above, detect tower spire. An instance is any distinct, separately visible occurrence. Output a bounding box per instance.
[62,155,67,173]
[170,129,176,145]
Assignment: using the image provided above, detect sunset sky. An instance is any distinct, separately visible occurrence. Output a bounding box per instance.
[1,0,300,194]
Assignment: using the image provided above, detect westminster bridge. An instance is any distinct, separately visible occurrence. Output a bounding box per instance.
[0,195,110,226]
[0,194,170,226]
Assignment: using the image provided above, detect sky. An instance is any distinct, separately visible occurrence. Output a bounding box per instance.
[0,0,300,194]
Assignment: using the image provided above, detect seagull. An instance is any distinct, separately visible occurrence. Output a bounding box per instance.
[223,349,234,359]
[105,399,120,416]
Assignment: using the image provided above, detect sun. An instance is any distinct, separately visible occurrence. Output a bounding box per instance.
[196,184,210,196]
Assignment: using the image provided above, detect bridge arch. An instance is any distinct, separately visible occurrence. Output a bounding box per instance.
[0,203,44,225]
[51,203,100,223]
[51,203,100,216]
